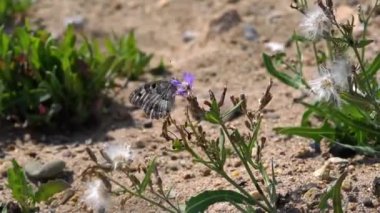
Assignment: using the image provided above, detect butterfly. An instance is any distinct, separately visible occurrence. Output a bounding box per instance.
[129,80,178,119]
[129,72,195,119]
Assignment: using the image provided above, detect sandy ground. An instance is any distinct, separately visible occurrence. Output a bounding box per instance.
[1,0,380,212]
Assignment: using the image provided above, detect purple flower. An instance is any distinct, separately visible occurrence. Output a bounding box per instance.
[170,72,195,96]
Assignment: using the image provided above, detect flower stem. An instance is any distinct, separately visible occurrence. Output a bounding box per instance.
[220,123,275,212]
[104,174,178,213]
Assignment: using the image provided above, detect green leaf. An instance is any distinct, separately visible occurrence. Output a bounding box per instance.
[262,53,302,89]
[138,158,156,194]
[354,39,373,48]
[319,171,348,213]
[204,98,221,124]
[34,179,70,202]
[275,125,336,142]
[6,160,33,210]
[367,53,380,78]
[185,190,254,213]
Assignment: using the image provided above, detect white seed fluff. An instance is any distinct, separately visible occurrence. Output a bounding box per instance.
[104,144,133,170]
[83,179,110,213]
[300,7,332,41]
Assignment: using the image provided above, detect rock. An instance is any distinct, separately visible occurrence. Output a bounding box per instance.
[265,42,285,53]
[182,31,198,43]
[251,191,264,200]
[233,160,242,168]
[133,140,146,149]
[24,160,66,179]
[85,139,92,145]
[64,15,86,29]
[183,173,195,180]
[313,161,332,180]
[309,140,321,153]
[209,9,242,34]
[342,179,352,192]
[295,147,315,158]
[363,197,374,208]
[62,150,74,158]
[348,202,357,211]
[303,187,321,207]
[243,25,259,41]
[347,193,358,202]
[200,168,211,177]
[328,157,349,164]
[167,162,178,171]
[143,121,153,128]
[372,177,380,197]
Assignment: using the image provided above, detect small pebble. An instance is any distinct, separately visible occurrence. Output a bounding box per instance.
[342,179,352,192]
[348,202,357,211]
[85,139,92,145]
[182,30,198,42]
[167,162,178,171]
[233,160,242,168]
[303,187,321,207]
[295,147,314,158]
[363,197,374,208]
[251,191,264,200]
[209,9,241,34]
[372,177,380,197]
[243,25,259,41]
[200,168,211,177]
[183,173,195,180]
[133,141,146,149]
[265,42,285,53]
[64,15,86,29]
[143,121,153,128]
[62,150,74,158]
[313,161,332,180]
[309,140,321,153]
[348,193,358,203]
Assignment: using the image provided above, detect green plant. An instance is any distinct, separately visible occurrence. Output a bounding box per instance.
[105,32,152,80]
[82,82,277,212]
[0,0,32,26]
[319,170,348,213]
[164,82,277,212]
[5,159,69,213]
[263,0,380,155]
[0,24,151,127]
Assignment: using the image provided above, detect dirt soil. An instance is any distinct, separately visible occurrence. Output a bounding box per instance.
[1,0,380,212]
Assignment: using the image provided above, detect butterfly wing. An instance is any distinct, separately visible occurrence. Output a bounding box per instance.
[129,80,177,119]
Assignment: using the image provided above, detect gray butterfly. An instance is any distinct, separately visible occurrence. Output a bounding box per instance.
[129,80,178,119]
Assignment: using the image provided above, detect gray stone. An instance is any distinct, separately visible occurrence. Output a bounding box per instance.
[24,160,66,179]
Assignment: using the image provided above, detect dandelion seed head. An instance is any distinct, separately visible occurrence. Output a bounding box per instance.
[83,179,110,213]
[330,58,351,91]
[309,68,341,105]
[104,144,133,170]
[300,7,332,41]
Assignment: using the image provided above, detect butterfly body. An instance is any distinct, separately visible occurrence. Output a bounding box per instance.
[129,80,177,119]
